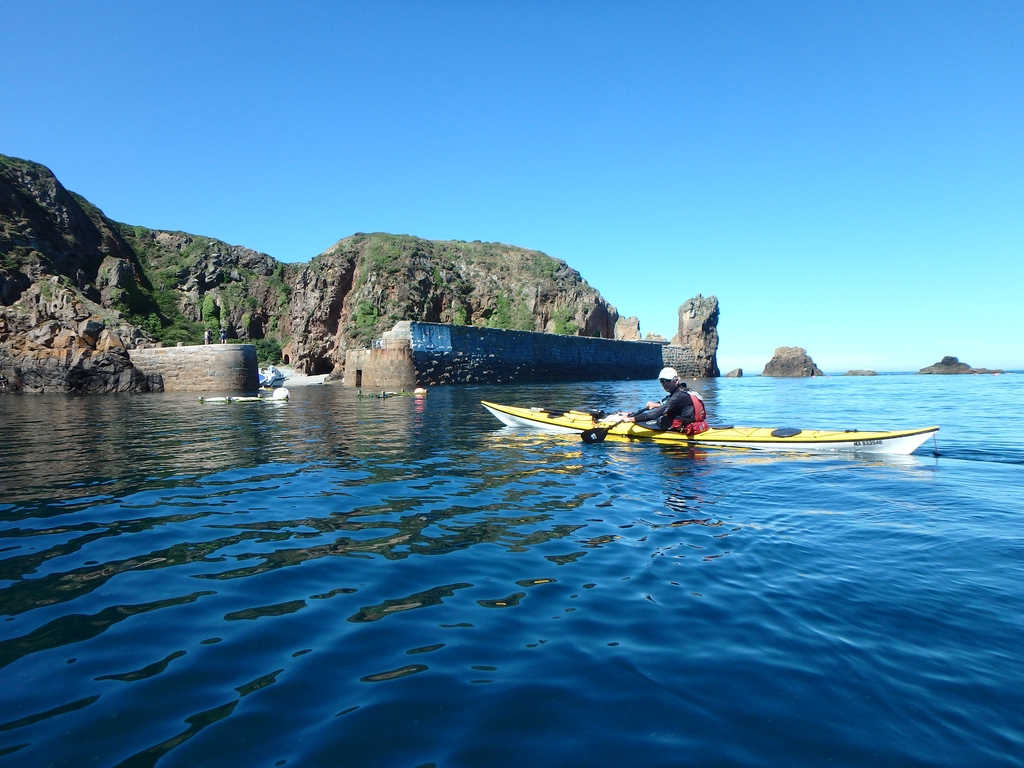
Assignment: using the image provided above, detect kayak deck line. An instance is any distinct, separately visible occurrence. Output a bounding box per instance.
[481,401,939,455]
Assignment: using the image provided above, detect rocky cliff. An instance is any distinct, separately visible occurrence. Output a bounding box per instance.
[1,154,644,387]
[1,154,147,307]
[286,234,623,374]
[0,155,160,391]
[112,225,296,350]
[0,280,157,392]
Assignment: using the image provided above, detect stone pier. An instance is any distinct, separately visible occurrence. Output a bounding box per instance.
[344,322,674,388]
[130,344,258,392]
[345,343,416,390]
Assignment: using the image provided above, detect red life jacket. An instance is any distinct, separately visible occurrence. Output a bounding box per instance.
[670,390,708,433]
[689,390,707,422]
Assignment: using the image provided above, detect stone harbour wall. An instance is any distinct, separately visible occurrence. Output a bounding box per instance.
[409,323,665,385]
[130,344,259,392]
[344,322,666,388]
[660,345,701,378]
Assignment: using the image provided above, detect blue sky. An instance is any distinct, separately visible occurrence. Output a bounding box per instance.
[4,1,1021,372]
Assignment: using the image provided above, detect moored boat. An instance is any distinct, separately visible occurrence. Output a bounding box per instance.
[259,364,288,389]
[481,401,938,455]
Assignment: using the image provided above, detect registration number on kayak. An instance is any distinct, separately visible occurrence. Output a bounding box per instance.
[854,440,883,447]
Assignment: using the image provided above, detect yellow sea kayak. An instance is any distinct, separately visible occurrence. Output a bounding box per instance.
[481,401,938,455]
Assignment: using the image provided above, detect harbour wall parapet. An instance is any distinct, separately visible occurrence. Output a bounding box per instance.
[344,322,701,388]
[660,344,700,376]
[130,344,258,392]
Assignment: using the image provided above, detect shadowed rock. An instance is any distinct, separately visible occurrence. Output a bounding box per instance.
[0,282,155,393]
[918,356,1003,375]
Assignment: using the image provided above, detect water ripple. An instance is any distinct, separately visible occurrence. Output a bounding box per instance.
[1,380,1022,766]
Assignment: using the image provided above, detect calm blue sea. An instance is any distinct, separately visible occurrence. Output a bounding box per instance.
[1,374,1022,767]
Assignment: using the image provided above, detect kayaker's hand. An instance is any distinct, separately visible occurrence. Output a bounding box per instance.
[646,401,659,409]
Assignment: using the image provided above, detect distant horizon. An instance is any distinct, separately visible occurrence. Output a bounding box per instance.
[3,2,1020,372]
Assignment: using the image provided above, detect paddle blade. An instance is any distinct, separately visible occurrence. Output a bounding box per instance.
[581,428,608,444]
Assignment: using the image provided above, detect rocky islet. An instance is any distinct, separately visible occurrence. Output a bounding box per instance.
[917,356,1003,375]
[761,346,825,377]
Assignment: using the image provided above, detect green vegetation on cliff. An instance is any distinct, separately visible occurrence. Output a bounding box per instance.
[111,222,293,351]
[2,155,621,375]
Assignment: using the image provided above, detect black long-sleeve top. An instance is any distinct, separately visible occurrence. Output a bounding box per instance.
[631,386,695,428]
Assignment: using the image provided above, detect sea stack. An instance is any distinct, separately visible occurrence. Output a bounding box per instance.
[762,347,824,377]
[671,294,719,377]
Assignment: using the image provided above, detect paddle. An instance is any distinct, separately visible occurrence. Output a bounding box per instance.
[578,398,658,443]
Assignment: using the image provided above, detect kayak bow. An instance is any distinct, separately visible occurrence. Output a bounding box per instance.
[481,401,938,455]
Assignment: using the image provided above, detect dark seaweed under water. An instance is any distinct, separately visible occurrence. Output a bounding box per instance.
[1,374,1022,767]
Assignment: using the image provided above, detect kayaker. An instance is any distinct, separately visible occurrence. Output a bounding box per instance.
[622,367,695,430]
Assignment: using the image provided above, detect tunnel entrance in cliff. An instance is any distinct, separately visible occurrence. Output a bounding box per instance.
[308,357,333,375]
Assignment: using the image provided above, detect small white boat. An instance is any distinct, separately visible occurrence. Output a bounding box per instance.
[259,365,288,389]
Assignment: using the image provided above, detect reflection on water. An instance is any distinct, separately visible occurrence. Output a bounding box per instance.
[0,591,215,671]
[1,377,1023,766]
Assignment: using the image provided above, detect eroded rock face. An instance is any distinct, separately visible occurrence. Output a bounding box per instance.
[614,316,641,340]
[1,154,142,307]
[283,248,359,375]
[670,295,719,377]
[123,229,286,342]
[0,282,155,393]
[918,356,1003,375]
[762,347,824,377]
[95,255,140,306]
[846,369,878,376]
[725,368,742,378]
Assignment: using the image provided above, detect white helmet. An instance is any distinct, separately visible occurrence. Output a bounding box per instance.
[658,367,678,381]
